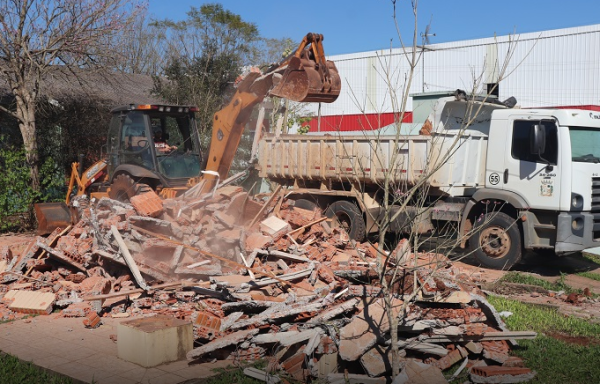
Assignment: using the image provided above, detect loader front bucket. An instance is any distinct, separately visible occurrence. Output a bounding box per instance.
[270,56,341,103]
[34,202,72,235]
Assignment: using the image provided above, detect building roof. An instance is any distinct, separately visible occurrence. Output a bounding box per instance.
[0,67,165,107]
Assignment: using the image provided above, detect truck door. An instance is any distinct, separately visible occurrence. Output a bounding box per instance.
[503,118,561,210]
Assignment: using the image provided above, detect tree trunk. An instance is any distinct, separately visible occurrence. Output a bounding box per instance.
[15,93,40,192]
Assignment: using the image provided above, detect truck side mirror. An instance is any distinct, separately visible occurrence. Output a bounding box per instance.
[530,124,546,155]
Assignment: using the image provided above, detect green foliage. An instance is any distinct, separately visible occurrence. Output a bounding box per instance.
[153,43,240,136]
[201,360,268,384]
[0,141,65,232]
[577,271,600,282]
[0,353,72,384]
[297,125,310,134]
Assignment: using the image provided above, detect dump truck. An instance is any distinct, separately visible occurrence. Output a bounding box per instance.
[36,32,341,234]
[257,91,600,269]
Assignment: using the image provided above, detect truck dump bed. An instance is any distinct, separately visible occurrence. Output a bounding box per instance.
[257,132,488,193]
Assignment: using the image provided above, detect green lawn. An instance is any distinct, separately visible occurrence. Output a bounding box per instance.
[0,353,72,384]
[485,295,600,384]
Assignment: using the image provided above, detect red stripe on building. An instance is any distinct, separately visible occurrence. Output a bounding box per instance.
[305,112,413,132]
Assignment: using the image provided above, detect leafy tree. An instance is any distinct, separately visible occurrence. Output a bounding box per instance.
[151,3,263,146]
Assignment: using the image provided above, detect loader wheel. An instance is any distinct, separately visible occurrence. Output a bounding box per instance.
[469,211,522,270]
[109,174,152,203]
[325,200,366,242]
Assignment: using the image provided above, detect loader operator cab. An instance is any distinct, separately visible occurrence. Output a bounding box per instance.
[107,104,203,191]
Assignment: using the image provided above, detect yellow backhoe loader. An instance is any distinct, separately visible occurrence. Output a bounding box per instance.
[35,32,341,234]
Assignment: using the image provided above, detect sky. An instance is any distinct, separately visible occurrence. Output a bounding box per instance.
[147,0,600,56]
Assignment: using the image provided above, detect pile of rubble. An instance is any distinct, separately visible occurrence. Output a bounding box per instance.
[0,185,538,383]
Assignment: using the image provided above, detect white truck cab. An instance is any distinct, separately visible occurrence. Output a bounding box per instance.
[485,108,600,254]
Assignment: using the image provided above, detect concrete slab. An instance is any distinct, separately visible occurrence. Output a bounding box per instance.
[0,314,229,383]
[117,315,193,367]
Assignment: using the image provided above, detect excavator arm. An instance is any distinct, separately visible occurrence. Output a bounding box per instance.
[198,32,341,194]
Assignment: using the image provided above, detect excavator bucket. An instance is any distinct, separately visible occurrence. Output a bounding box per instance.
[270,56,341,103]
[34,202,72,235]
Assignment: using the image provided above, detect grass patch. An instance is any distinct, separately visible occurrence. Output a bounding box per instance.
[488,295,600,338]
[500,272,574,293]
[577,271,600,282]
[487,295,600,384]
[582,251,600,265]
[0,353,72,384]
[511,336,600,384]
[200,360,269,384]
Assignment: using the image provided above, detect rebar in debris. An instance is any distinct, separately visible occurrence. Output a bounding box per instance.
[131,225,313,292]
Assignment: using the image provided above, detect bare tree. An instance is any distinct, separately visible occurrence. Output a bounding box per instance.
[327,0,532,376]
[0,0,142,191]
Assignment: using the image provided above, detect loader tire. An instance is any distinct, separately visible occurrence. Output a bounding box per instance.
[325,200,366,242]
[469,211,522,270]
[109,174,152,203]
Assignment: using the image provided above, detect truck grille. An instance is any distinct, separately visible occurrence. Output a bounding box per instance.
[592,177,600,239]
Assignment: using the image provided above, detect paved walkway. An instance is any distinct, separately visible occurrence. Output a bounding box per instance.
[0,315,229,384]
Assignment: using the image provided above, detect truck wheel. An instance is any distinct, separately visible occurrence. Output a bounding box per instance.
[109,174,152,203]
[325,201,366,242]
[470,211,522,270]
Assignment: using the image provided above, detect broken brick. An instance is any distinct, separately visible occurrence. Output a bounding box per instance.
[130,191,164,218]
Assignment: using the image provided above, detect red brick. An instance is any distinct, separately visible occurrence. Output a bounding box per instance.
[130,191,164,218]
[229,346,265,362]
[279,206,317,227]
[481,340,510,364]
[503,356,525,367]
[317,264,336,284]
[194,311,222,340]
[244,232,271,252]
[316,336,338,354]
[471,366,532,377]
[83,311,101,328]
[282,351,306,381]
[432,346,466,370]
[62,302,92,317]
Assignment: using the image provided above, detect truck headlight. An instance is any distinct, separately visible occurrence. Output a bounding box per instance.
[571,193,583,211]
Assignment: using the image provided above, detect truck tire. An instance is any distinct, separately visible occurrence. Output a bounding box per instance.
[109,174,152,203]
[325,201,366,242]
[470,211,522,270]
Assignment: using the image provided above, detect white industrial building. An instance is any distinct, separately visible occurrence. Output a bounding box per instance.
[304,24,600,132]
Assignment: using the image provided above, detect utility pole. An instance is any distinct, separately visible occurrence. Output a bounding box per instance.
[421,28,436,92]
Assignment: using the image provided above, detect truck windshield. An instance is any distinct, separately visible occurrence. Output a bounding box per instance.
[570,127,600,163]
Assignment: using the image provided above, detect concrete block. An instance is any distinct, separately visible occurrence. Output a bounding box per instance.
[7,290,55,315]
[118,315,193,367]
[259,216,291,237]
